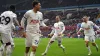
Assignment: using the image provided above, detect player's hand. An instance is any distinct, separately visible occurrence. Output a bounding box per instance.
[96,29,100,32]
[43,26,49,29]
[22,32,27,38]
[58,33,62,36]
[95,31,97,34]
[45,26,49,28]
[19,26,24,30]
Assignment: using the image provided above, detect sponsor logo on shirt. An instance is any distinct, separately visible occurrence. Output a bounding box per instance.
[54,27,60,29]
[30,20,39,24]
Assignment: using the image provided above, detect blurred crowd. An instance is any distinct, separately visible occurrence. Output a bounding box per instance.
[12,8,100,38]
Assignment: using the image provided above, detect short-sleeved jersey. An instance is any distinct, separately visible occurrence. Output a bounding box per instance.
[0,11,17,30]
[23,10,43,33]
[81,21,95,36]
[53,21,65,35]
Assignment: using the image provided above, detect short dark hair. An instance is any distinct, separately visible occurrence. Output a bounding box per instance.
[56,15,61,19]
[9,5,15,10]
[32,1,40,7]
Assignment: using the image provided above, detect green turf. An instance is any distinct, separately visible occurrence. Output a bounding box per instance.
[12,38,100,56]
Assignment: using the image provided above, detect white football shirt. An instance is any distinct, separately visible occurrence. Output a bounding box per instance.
[81,21,95,36]
[51,21,65,35]
[21,10,46,34]
[0,11,17,30]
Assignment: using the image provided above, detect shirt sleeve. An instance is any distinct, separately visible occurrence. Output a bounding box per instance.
[39,13,47,27]
[13,14,17,21]
[90,21,99,30]
[90,21,95,26]
[21,12,29,27]
[13,14,20,26]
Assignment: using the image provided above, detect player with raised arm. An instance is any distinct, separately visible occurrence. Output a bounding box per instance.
[77,16,99,55]
[42,15,65,56]
[21,1,47,56]
[0,5,20,56]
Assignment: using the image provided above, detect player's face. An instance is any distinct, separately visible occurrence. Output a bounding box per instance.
[35,3,41,11]
[55,16,60,22]
[82,17,88,22]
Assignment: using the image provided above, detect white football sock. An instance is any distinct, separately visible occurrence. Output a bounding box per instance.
[30,52,35,56]
[6,45,12,56]
[25,53,29,56]
[95,44,98,48]
[87,46,91,53]
[60,45,65,49]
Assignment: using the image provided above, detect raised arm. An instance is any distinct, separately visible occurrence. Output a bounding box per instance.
[91,21,99,30]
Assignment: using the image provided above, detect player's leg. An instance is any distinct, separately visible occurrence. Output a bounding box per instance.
[91,36,98,51]
[10,33,15,51]
[30,34,40,56]
[0,27,7,56]
[0,41,4,56]
[85,36,91,55]
[42,35,56,56]
[57,36,65,51]
[25,47,30,56]
[0,34,4,56]
[0,30,4,53]
[42,41,54,55]
[5,42,13,56]
[25,32,32,56]
[0,33,6,56]
[4,33,14,56]
[92,43,99,51]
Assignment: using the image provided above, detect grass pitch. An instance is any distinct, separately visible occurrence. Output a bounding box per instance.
[12,38,100,56]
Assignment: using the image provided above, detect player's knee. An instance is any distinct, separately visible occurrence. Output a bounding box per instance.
[32,46,37,52]
[86,44,88,47]
[85,41,89,47]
